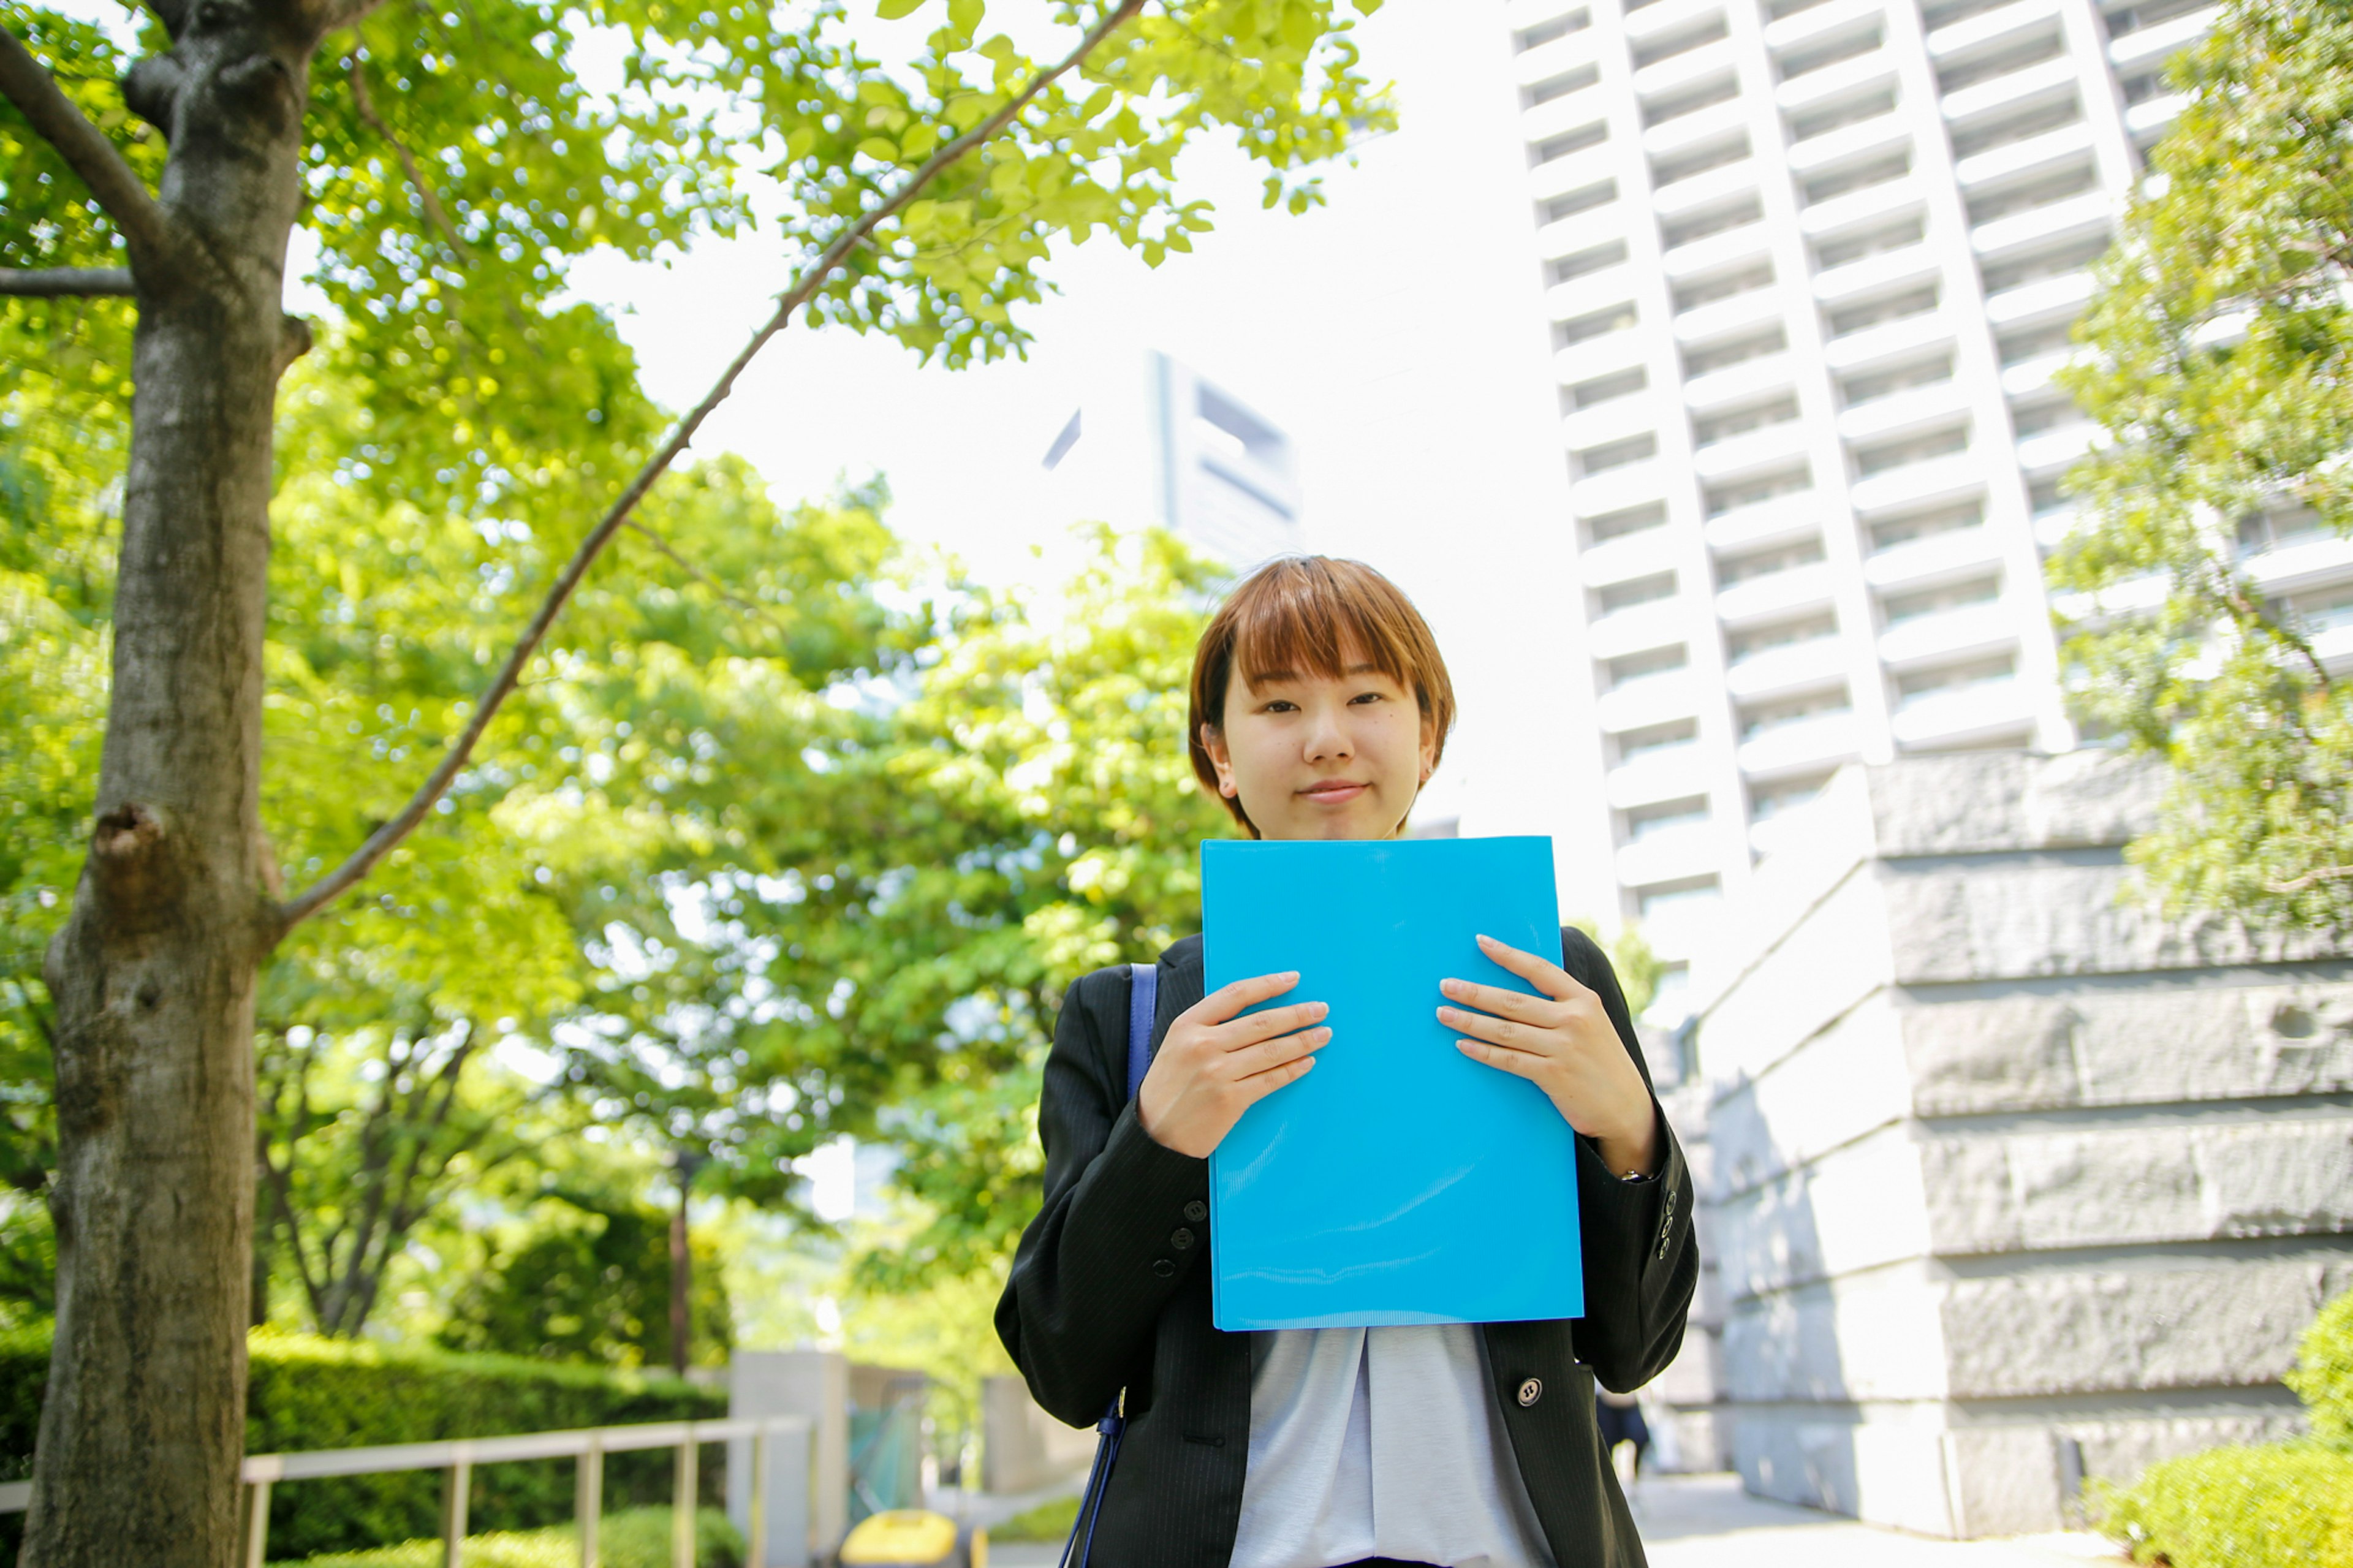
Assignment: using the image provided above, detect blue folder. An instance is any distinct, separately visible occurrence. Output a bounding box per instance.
[1201,836,1585,1331]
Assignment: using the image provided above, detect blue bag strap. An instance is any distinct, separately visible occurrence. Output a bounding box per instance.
[1061,959,1158,1568]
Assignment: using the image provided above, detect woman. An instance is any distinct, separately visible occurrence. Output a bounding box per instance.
[995,556,1697,1567]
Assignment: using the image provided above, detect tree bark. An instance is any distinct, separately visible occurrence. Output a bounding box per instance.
[21,3,313,1561]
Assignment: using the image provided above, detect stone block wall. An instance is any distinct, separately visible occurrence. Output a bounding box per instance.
[1680,752,2353,1536]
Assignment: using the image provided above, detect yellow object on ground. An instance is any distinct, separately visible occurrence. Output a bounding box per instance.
[839,1510,961,1566]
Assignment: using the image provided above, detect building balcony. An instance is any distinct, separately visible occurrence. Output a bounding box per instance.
[1821,310,1956,374]
[2014,422,2096,475]
[1680,352,1799,412]
[1615,822,1722,891]
[1521,96,1612,155]
[1597,668,1705,734]
[1836,383,1975,446]
[2109,7,2222,74]
[1633,38,1740,101]
[1705,492,1822,555]
[1797,176,1926,241]
[1998,347,2077,398]
[1955,121,2097,194]
[1572,456,1672,520]
[1877,603,2017,670]
[1723,636,1849,702]
[1813,241,1943,306]
[1528,137,1624,204]
[1642,95,1751,159]
[2245,534,2353,597]
[1563,393,1659,452]
[1982,268,2097,330]
[1582,524,1681,589]
[1652,160,1765,220]
[1737,710,1865,781]
[1889,676,2036,748]
[1786,111,1912,179]
[1660,220,1775,283]
[1674,287,1785,347]
[1623,0,1732,45]
[1971,189,2116,263]
[1717,561,1838,627]
[1927,0,2063,58]
[1848,451,1984,516]
[1864,525,2006,593]
[1939,54,2075,125]
[2124,93,2188,142]
[1552,314,1645,375]
[1606,742,1715,811]
[1762,0,1884,53]
[1773,48,1898,114]
[1545,259,1642,324]
[1512,25,1604,88]
[1588,597,1692,661]
[1694,424,1809,485]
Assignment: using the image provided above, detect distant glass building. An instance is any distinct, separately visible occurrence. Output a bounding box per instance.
[1499,0,2353,1004]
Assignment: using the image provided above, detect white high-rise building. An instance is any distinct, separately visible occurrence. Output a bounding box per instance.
[1498,0,2296,1006]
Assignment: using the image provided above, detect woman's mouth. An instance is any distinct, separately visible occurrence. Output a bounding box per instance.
[1299,780,1369,805]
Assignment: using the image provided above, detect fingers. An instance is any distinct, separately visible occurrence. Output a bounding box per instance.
[1437,975,1553,1025]
[1235,1048,1317,1105]
[1475,933,1590,1003]
[1241,1022,1330,1076]
[1456,1036,1545,1080]
[1222,999,1328,1048]
[1192,969,1301,1025]
[1439,1005,1545,1053]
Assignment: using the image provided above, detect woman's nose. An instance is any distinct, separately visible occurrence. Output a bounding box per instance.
[1304,709,1352,760]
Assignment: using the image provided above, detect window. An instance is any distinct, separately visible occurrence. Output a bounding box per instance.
[1966,163,2099,226]
[1664,199,1764,249]
[1883,574,1999,623]
[1855,424,1969,475]
[1922,0,2015,29]
[1634,17,1729,69]
[1556,301,1638,347]
[1515,10,1591,52]
[2287,584,2353,634]
[1550,240,1628,284]
[2236,507,2331,556]
[1694,396,1800,447]
[1738,686,1850,738]
[1727,611,1838,661]
[1950,94,2082,159]
[1626,797,1710,840]
[1577,433,1659,477]
[1642,75,1741,128]
[1803,151,1912,206]
[1566,367,1648,410]
[2029,479,2070,517]
[1778,28,1882,80]
[1532,121,1608,167]
[1936,31,2066,94]
[1840,354,1953,406]
[1599,570,1677,612]
[1769,0,1835,18]
[1979,235,2110,294]
[1790,89,1900,142]
[1717,534,1825,583]
[1827,284,1938,337]
[1540,180,1617,225]
[1998,320,2075,365]
[2010,398,2087,436]
[1684,326,1787,377]
[1588,501,1667,543]
[1895,654,2016,706]
[1870,499,1984,550]
[1705,466,1812,518]
[1638,877,1722,922]
[1815,216,1925,268]
[1673,262,1775,312]
[1749,772,1832,820]
[2103,0,2211,38]
[1618,719,1698,760]
[1654,135,1752,188]
[1607,645,1689,686]
[2120,70,2167,105]
[1528,64,1601,105]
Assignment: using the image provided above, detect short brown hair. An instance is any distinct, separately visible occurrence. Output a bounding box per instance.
[1188,556,1457,836]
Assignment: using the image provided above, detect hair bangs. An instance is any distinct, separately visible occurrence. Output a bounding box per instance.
[1227,559,1414,695]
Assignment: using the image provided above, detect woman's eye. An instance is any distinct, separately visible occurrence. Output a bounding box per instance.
[1265,700,1298,713]
[1351,691,1384,705]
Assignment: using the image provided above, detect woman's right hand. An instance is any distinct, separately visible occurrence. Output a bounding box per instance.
[1135,971,1330,1159]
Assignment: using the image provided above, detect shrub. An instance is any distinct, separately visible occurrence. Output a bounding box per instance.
[993,1494,1078,1543]
[0,1323,727,1559]
[2091,1443,2353,1567]
[272,1506,741,1568]
[2289,1287,2353,1447]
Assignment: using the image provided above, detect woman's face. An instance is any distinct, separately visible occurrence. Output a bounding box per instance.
[1202,640,1437,841]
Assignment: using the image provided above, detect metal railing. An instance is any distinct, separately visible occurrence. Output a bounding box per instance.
[0,1414,814,1568]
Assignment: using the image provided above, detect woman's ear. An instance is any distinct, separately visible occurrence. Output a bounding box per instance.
[1417,714,1438,785]
[1200,722,1239,798]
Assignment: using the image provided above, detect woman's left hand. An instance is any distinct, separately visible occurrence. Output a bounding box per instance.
[1438,934,1661,1179]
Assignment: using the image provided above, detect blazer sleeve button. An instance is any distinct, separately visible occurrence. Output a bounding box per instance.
[1152,1258,1176,1278]
[1171,1227,1195,1250]
[1516,1377,1542,1407]
[1183,1200,1207,1223]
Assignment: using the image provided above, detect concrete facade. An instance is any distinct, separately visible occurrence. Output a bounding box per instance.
[1659,751,2353,1535]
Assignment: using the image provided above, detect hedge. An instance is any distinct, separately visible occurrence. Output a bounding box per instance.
[2093,1443,2353,1567]
[0,1324,727,1560]
[274,1506,741,1568]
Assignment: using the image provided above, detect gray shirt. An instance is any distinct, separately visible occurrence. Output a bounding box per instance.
[1229,1325,1561,1568]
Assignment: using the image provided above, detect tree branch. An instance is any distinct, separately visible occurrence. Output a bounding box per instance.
[346,52,472,265]
[277,0,1151,930]
[2265,863,2353,895]
[0,28,177,271]
[0,267,135,297]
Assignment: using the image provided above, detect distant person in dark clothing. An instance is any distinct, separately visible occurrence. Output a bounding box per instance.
[1596,1387,1652,1482]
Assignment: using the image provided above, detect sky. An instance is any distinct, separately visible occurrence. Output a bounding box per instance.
[558,4,1588,836]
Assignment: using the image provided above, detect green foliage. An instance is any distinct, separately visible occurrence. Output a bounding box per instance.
[271,1507,740,1568]
[994,1494,1080,1542]
[436,1196,731,1370]
[0,1325,725,1558]
[2287,1288,2353,1446]
[2053,0,2353,936]
[2091,1444,2353,1567]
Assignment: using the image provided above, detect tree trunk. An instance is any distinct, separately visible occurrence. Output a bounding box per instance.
[24,9,312,1562]
[669,1176,691,1377]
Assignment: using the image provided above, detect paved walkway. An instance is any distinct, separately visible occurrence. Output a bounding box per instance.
[978,1473,2128,1566]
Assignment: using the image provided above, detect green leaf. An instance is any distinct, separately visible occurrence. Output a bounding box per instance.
[947,0,984,36]
[877,0,926,18]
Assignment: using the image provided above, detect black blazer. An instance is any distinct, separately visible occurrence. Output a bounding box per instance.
[996,928,1699,1568]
